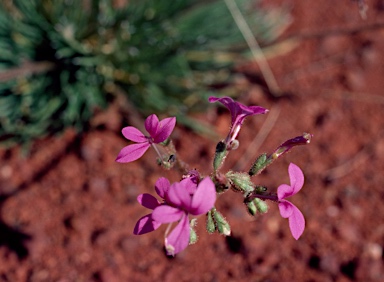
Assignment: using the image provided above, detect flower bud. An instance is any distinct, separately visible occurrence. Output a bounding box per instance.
[189,219,198,244]
[270,133,312,161]
[246,200,257,216]
[249,153,271,176]
[206,210,216,234]
[253,198,268,213]
[255,186,267,193]
[226,171,254,194]
[213,141,228,171]
[212,209,231,236]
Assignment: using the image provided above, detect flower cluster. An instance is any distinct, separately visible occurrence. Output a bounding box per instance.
[133,175,216,255]
[117,96,311,255]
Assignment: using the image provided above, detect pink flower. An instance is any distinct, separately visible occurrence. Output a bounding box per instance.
[152,177,216,256]
[116,114,176,163]
[277,163,305,240]
[133,177,170,235]
[208,96,268,147]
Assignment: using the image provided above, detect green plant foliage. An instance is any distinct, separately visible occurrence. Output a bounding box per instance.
[0,0,289,146]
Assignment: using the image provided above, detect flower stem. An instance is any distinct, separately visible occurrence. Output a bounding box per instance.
[246,192,278,202]
[151,143,163,160]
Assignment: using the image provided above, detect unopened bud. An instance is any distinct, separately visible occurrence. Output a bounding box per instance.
[254,198,268,213]
[213,141,228,171]
[255,186,267,193]
[246,200,257,216]
[270,133,312,161]
[226,171,254,194]
[213,209,231,236]
[249,153,271,176]
[189,219,198,244]
[206,210,216,234]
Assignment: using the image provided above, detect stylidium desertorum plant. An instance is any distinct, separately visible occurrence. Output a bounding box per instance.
[116,96,312,256]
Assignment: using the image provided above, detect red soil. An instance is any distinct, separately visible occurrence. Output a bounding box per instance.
[1,0,384,281]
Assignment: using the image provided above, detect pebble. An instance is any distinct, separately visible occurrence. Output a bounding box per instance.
[365,242,383,260]
[0,165,13,178]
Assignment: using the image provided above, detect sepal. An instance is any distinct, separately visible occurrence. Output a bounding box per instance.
[226,171,254,194]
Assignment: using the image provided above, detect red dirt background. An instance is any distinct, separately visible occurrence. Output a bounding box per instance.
[1,0,384,281]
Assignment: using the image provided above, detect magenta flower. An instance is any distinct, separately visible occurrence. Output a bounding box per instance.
[133,177,170,235]
[277,163,305,240]
[152,177,216,256]
[116,114,176,163]
[208,96,268,147]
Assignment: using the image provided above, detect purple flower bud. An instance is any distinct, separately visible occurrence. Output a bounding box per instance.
[271,133,312,160]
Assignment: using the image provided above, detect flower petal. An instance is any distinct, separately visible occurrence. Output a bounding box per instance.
[164,214,190,256]
[189,177,216,216]
[137,193,160,210]
[287,202,305,240]
[152,205,184,223]
[144,114,159,138]
[288,163,304,195]
[208,96,234,108]
[133,214,162,235]
[185,169,200,185]
[166,182,192,209]
[115,142,150,163]
[155,177,170,199]
[278,199,294,218]
[278,200,305,239]
[277,183,294,201]
[209,95,268,142]
[208,96,221,103]
[179,177,197,195]
[122,126,147,142]
[247,105,269,115]
[153,117,176,143]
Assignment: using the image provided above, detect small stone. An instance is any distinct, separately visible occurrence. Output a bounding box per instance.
[89,178,108,195]
[266,217,279,234]
[326,205,339,217]
[365,243,382,260]
[0,165,12,178]
[345,68,366,90]
[321,35,350,55]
